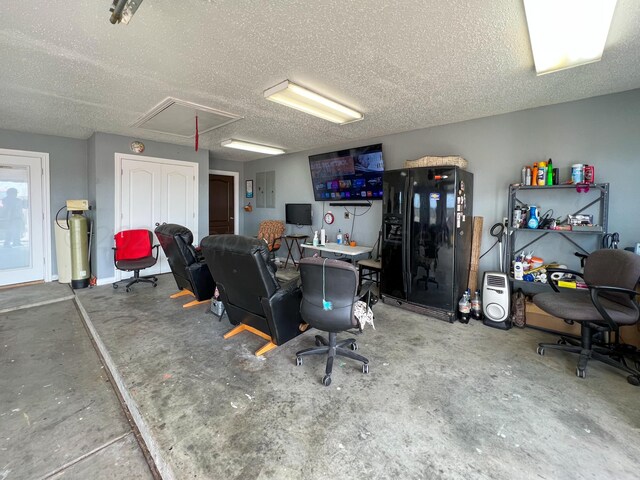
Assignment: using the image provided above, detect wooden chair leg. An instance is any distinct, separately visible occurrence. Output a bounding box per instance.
[170,290,194,299]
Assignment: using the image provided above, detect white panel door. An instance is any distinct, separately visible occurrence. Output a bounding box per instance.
[119,155,197,275]
[0,153,45,286]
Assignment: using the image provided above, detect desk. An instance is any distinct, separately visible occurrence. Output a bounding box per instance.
[283,234,309,269]
[301,242,373,262]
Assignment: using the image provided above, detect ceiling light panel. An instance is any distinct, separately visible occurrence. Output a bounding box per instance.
[264,80,363,124]
[220,140,285,155]
[524,0,618,75]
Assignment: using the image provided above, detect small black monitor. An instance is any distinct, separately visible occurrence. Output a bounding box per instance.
[285,203,312,226]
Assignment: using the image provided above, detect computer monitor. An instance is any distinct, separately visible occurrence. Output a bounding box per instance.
[285,203,312,226]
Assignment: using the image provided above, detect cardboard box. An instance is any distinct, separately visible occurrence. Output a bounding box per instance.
[525,299,640,348]
[525,301,581,336]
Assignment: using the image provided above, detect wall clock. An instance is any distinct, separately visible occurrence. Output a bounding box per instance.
[130,141,145,153]
[324,212,335,225]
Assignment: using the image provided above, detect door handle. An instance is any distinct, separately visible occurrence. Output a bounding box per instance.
[230,217,234,220]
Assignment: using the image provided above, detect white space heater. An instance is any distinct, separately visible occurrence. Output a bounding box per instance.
[482,272,511,330]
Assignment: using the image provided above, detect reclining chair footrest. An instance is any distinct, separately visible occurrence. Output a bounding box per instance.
[182,299,210,308]
[224,324,277,356]
[170,289,194,299]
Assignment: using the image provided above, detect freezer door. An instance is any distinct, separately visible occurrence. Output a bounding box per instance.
[381,170,408,299]
[406,167,457,310]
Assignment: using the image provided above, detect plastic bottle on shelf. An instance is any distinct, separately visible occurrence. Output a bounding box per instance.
[514,260,524,280]
[313,231,319,247]
[537,161,547,186]
[336,229,343,245]
[531,163,538,186]
[546,158,553,185]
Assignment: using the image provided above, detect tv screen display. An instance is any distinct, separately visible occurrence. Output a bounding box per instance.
[285,203,313,225]
[308,143,384,201]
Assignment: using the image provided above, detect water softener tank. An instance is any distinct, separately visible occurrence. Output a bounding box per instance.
[69,212,90,289]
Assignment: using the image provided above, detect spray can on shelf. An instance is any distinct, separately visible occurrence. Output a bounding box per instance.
[525,167,532,186]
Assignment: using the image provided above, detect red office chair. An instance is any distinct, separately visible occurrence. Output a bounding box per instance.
[113,229,159,292]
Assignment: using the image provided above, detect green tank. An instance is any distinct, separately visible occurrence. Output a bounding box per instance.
[69,213,90,289]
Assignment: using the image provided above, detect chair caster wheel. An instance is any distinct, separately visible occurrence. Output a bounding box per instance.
[296,356,302,366]
[576,368,586,379]
[153,283,157,288]
[315,338,322,347]
[557,339,567,345]
[113,284,118,289]
[627,375,640,386]
[125,287,131,293]
[537,346,545,356]
[362,363,369,374]
[322,375,332,387]
[350,342,358,351]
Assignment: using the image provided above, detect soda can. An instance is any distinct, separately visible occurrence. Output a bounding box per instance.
[584,165,595,183]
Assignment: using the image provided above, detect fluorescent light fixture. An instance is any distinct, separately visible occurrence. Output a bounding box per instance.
[220,139,285,155]
[523,0,617,75]
[264,80,363,124]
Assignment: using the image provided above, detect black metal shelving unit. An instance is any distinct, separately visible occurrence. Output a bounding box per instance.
[505,183,609,293]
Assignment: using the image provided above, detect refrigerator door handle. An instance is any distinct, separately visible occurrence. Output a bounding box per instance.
[403,173,412,298]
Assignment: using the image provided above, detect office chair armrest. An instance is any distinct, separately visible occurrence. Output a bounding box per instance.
[545,268,584,292]
[588,285,639,334]
[152,244,160,260]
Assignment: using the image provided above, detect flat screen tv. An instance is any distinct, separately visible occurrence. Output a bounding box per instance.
[308,143,384,201]
[285,203,313,225]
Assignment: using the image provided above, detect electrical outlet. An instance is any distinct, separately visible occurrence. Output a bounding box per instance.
[344,212,350,219]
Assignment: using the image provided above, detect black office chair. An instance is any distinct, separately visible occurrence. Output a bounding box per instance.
[295,257,373,386]
[534,249,640,385]
[112,229,159,292]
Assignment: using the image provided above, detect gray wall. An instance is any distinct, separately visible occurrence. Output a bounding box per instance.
[209,155,246,235]
[89,133,209,279]
[0,128,88,276]
[241,88,640,271]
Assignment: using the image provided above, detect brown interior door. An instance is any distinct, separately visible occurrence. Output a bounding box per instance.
[209,174,235,234]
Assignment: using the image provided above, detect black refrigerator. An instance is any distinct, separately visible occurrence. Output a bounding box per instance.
[381,166,473,322]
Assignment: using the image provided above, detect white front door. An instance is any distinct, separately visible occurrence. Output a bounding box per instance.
[118,154,198,275]
[0,152,47,286]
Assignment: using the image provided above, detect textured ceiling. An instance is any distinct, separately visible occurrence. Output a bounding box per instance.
[1,1,639,162]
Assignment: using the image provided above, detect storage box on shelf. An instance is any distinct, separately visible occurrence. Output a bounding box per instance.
[506,183,609,295]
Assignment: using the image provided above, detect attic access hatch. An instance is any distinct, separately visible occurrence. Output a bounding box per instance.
[132,98,242,138]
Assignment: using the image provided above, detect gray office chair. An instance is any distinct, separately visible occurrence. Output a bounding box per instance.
[295,257,372,386]
[534,249,640,385]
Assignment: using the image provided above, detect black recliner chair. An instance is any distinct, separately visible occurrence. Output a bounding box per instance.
[534,249,640,385]
[295,257,372,386]
[154,224,215,308]
[200,234,304,356]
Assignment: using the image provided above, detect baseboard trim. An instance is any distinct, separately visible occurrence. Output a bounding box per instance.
[97,276,116,286]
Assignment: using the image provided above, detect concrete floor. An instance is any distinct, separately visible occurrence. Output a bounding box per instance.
[73,273,640,480]
[0,285,152,479]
